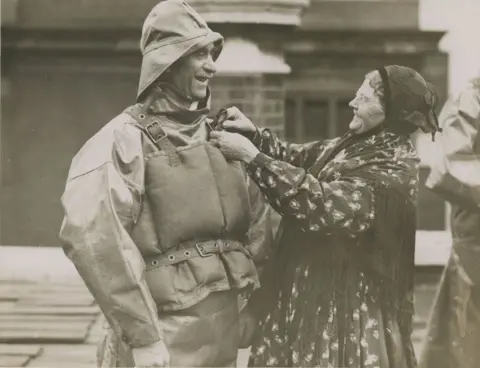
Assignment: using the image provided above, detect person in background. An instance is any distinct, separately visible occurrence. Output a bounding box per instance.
[59,1,275,367]
[210,65,441,367]
[420,71,480,368]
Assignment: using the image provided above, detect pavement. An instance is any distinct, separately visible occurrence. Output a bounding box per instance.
[0,278,103,368]
[0,277,251,367]
[0,238,449,367]
[0,246,253,367]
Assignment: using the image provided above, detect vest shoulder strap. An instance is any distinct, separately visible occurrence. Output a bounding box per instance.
[124,104,181,167]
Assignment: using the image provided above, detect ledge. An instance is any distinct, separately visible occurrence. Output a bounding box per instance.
[215,38,291,75]
[190,0,310,26]
[2,0,310,30]
[285,30,446,55]
[1,0,19,26]
[0,246,83,283]
[415,230,451,266]
[300,0,420,31]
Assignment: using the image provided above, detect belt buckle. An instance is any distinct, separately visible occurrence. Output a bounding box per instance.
[195,243,212,258]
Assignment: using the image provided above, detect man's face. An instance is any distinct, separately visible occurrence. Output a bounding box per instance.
[169,43,218,101]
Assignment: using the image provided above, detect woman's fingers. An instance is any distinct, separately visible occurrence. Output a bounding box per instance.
[222,120,241,130]
[225,106,242,120]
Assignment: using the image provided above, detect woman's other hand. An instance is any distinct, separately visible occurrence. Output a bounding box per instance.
[210,131,260,163]
[222,107,257,134]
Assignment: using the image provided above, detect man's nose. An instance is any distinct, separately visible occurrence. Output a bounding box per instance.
[204,55,217,75]
[349,98,357,109]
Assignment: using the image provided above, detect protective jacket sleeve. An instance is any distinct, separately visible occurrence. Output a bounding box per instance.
[59,121,163,348]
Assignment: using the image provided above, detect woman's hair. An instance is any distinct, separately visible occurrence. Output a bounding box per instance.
[365,70,385,106]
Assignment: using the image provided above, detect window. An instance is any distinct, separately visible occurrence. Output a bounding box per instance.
[285,98,297,140]
[336,99,354,136]
[285,94,351,142]
[304,99,329,140]
[285,97,329,142]
[417,167,446,230]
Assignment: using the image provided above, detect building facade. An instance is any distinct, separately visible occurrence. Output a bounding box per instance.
[1,0,447,246]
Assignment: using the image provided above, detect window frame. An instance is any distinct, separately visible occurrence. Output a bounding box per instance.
[285,92,354,142]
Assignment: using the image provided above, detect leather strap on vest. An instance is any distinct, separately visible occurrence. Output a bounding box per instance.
[145,239,247,270]
[124,103,181,167]
[206,108,229,133]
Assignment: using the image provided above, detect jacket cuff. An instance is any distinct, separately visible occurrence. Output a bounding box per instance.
[249,153,274,170]
[250,127,264,147]
[427,171,480,212]
[242,126,258,142]
[121,323,164,348]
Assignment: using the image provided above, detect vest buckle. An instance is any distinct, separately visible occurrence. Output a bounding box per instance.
[195,243,212,258]
[146,120,167,142]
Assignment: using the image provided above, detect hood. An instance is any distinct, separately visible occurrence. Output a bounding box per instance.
[137,0,224,100]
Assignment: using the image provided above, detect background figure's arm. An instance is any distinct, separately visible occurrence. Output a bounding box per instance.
[426,83,480,209]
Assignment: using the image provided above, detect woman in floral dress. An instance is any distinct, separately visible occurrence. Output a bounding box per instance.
[210,65,442,367]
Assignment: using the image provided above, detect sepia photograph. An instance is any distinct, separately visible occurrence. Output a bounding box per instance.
[0,0,479,367]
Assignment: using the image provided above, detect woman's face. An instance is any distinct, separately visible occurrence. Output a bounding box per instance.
[348,76,385,134]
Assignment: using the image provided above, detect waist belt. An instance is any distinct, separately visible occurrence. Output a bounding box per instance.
[145,239,247,270]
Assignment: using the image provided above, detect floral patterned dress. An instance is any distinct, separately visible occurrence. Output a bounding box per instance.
[245,127,420,368]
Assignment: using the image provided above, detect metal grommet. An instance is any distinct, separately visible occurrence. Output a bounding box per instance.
[168,255,175,261]
[184,251,191,256]
[225,242,230,247]
[139,114,146,119]
[152,260,159,266]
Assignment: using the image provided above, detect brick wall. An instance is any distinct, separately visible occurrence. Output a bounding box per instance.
[210,74,286,136]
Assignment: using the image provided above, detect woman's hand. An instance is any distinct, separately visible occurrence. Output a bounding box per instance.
[222,107,257,134]
[210,131,260,163]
